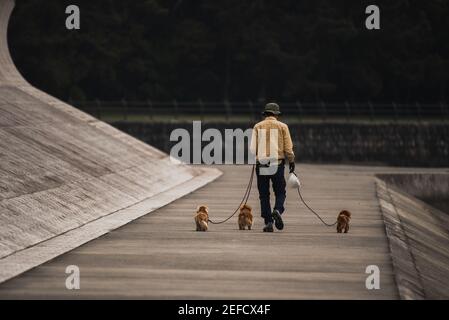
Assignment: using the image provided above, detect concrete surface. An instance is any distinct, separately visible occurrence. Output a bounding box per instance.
[377,174,449,214]
[0,0,221,283]
[376,175,449,299]
[4,164,446,299]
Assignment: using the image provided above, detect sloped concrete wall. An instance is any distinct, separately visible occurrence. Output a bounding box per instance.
[0,0,220,281]
[377,174,449,214]
[375,176,449,299]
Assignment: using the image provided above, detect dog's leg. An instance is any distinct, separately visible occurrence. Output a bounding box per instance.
[344,224,349,233]
[245,218,252,230]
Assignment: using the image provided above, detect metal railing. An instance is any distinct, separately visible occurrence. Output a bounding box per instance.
[69,100,449,122]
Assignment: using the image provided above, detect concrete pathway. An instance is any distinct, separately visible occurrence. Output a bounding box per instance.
[3,164,437,299]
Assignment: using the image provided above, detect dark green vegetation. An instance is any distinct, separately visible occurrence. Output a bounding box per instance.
[9,0,449,103]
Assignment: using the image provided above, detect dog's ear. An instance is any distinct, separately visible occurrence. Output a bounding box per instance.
[340,210,351,218]
[241,204,252,211]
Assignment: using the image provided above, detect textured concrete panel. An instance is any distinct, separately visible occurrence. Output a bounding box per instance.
[376,176,449,299]
[0,0,221,282]
[0,165,400,299]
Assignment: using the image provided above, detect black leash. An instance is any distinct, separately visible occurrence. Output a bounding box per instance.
[207,166,336,227]
[296,183,338,227]
[208,165,255,225]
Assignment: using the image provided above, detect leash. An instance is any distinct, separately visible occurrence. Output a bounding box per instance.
[208,165,255,225]
[207,166,337,227]
[294,173,338,227]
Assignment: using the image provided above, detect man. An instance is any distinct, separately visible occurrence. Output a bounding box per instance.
[250,103,295,232]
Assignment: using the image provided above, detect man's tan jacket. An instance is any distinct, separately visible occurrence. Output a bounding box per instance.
[250,116,295,164]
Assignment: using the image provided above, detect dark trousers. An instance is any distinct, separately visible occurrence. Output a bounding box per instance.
[256,163,286,224]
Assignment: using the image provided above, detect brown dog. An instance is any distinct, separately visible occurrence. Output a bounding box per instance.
[194,205,209,231]
[238,204,253,230]
[337,210,351,233]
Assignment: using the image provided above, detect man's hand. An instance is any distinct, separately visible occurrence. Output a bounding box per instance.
[289,162,295,173]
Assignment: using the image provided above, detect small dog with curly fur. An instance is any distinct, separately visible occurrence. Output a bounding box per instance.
[337,210,351,233]
[194,205,209,231]
[238,204,253,230]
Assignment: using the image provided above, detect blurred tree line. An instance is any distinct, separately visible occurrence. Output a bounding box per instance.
[8,0,449,103]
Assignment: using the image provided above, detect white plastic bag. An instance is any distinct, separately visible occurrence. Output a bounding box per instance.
[287,173,301,189]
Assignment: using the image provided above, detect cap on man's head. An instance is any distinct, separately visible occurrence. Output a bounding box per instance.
[262,102,281,115]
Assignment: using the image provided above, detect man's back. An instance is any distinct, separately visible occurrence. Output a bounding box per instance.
[251,116,295,163]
